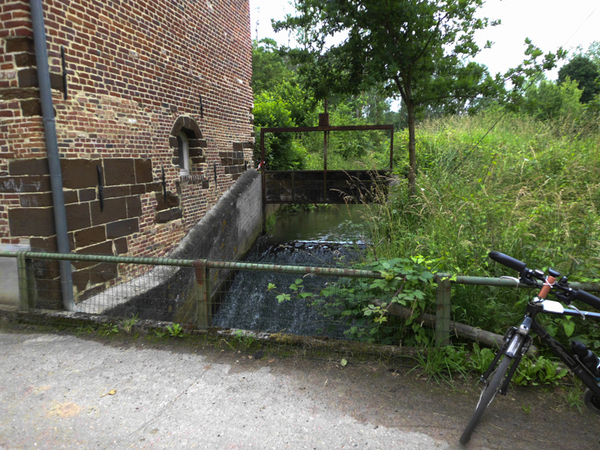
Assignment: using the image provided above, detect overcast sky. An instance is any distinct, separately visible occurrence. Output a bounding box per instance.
[249,0,599,80]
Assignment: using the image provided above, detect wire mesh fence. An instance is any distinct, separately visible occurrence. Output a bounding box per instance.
[12,250,598,360]
[1,249,426,363]
[1,250,401,345]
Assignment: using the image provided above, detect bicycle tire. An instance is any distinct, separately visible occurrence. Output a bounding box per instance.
[584,388,600,415]
[460,354,513,445]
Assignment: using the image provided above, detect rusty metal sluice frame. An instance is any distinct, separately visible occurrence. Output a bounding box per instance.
[259,115,395,209]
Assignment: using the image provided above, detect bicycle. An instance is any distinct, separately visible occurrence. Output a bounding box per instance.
[460,251,600,445]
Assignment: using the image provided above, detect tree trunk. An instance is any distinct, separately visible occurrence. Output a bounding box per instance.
[406,100,417,197]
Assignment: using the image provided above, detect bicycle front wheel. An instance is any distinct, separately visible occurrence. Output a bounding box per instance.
[460,354,513,445]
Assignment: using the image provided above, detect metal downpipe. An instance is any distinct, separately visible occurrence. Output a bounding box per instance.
[30,0,75,311]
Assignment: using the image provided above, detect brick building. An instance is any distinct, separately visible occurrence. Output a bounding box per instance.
[0,0,254,307]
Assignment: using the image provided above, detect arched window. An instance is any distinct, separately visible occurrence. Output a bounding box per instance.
[169,116,207,178]
[177,131,189,176]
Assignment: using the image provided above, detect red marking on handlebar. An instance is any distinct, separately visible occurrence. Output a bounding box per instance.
[538,276,556,299]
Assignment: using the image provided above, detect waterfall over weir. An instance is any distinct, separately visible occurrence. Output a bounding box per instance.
[213,205,368,337]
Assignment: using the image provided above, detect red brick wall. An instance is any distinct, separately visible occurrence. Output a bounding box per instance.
[0,0,254,305]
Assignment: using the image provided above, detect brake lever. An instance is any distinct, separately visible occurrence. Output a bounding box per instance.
[518,269,543,287]
[569,303,587,320]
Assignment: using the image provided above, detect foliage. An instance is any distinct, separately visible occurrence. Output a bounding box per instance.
[466,343,568,386]
[154,328,167,339]
[579,93,600,134]
[275,0,500,194]
[253,90,310,170]
[252,38,295,95]
[269,257,435,345]
[500,39,567,109]
[359,110,600,336]
[119,313,139,334]
[252,39,317,170]
[521,78,583,121]
[467,343,496,374]
[166,323,184,338]
[252,38,395,171]
[99,323,119,336]
[410,345,469,385]
[574,40,600,71]
[513,355,569,386]
[232,329,258,351]
[558,55,600,103]
[300,98,393,170]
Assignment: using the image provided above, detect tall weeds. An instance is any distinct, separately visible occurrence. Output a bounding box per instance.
[362,110,600,333]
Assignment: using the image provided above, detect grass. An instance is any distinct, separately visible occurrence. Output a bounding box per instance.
[360,109,600,339]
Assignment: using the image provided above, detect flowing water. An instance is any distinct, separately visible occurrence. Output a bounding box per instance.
[212,205,370,336]
[259,204,369,247]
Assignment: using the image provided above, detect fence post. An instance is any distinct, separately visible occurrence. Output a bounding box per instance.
[435,273,451,346]
[192,261,212,327]
[17,252,30,311]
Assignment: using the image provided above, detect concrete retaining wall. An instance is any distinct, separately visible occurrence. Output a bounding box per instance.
[95,170,264,324]
[0,243,30,311]
[169,169,263,262]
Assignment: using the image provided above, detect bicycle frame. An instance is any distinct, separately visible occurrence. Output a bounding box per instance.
[489,301,600,399]
[531,303,600,398]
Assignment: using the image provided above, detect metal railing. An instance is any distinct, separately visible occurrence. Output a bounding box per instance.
[3,251,600,346]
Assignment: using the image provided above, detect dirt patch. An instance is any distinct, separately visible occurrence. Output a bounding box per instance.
[119,332,600,449]
[249,356,598,450]
[47,401,82,418]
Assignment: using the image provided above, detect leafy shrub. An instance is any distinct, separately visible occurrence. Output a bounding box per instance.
[269,257,435,345]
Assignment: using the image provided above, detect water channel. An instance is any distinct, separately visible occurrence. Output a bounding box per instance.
[212,204,370,337]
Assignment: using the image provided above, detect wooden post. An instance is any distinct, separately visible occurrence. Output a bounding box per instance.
[320,110,329,202]
[176,263,212,327]
[193,261,212,327]
[260,128,266,233]
[435,273,451,346]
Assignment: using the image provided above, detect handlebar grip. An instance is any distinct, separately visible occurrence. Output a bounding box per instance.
[575,289,600,311]
[489,251,526,272]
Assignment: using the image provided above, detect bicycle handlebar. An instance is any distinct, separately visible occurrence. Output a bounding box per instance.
[574,289,600,311]
[489,251,600,311]
[489,251,526,272]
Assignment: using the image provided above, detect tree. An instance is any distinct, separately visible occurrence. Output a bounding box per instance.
[252,39,318,170]
[253,90,309,170]
[252,38,295,95]
[275,0,499,194]
[558,55,600,103]
[521,78,582,121]
[574,41,600,71]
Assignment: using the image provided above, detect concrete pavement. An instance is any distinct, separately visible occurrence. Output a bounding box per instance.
[0,329,452,450]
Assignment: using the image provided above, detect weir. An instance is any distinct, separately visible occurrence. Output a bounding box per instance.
[213,205,368,336]
[65,165,373,337]
[259,113,394,211]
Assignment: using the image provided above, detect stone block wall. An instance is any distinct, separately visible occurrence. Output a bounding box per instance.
[0,0,254,306]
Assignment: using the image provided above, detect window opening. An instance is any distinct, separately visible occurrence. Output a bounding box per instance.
[177,131,190,176]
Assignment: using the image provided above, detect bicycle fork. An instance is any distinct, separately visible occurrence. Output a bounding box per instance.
[482,317,533,395]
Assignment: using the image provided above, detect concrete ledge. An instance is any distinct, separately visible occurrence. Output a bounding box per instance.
[0,243,30,310]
